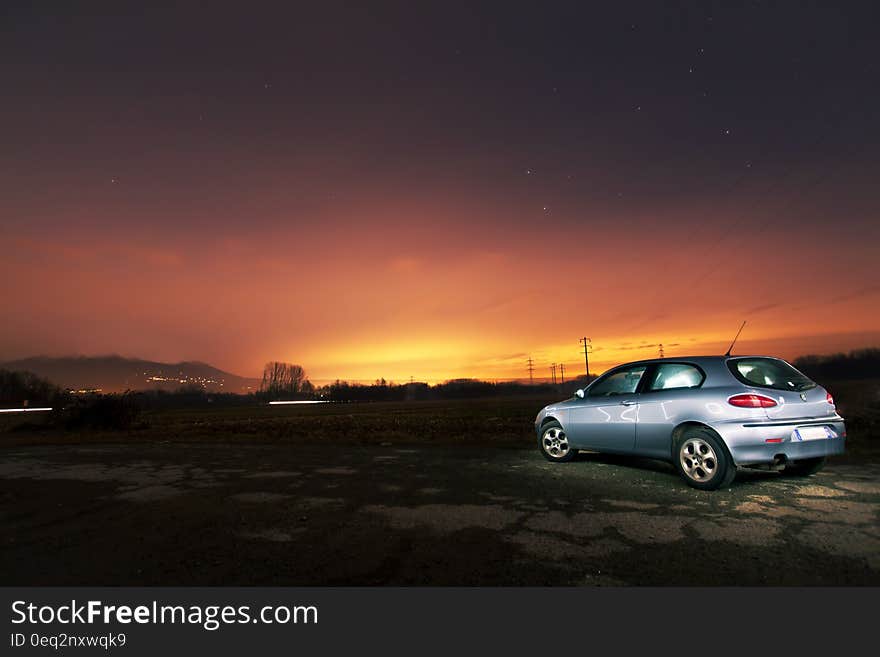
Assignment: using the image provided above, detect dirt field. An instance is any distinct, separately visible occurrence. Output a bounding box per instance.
[1,434,878,585]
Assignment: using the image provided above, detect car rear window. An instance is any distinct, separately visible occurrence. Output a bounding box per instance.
[727,358,816,392]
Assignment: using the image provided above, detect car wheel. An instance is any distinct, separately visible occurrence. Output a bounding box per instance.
[674,427,736,490]
[538,420,576,462]
[784,457,826,476]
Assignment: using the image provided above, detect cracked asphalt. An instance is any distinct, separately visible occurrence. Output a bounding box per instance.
[1,443,877,585]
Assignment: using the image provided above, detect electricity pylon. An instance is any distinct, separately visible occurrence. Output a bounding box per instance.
[579,337,593,379]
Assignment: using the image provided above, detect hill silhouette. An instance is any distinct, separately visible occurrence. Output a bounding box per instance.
[0,355,260,393]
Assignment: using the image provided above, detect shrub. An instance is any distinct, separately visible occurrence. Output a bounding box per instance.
[60,392,143,431]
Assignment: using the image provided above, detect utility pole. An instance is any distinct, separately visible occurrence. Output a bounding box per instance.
[579,337,592,380]
[658,344,665,359]
[526,357,534,385]
[550,363,557,384]
[559,363,565,384]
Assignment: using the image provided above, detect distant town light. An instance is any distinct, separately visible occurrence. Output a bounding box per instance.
[0,407,53,413]
[268,400,327,405]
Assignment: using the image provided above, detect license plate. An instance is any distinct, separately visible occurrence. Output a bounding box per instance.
[792,426,833,441]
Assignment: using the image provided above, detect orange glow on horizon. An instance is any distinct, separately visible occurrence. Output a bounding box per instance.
[296,326,880,386]
[2,198,878,382]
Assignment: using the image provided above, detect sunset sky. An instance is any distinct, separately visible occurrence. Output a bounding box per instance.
[2,2,879,383]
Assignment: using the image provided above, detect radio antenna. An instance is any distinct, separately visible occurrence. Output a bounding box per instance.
[724,321,747,357]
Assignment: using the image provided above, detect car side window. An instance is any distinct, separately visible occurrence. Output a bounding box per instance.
[587,366,646,396]
[646,363,704,391]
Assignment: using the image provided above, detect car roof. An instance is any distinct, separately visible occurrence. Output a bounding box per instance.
[615,355,782,368]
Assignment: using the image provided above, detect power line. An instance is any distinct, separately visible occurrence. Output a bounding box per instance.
[550,363,557,385]
[559,363,565,384]
[526,357,534,385]
[658,343,665,359]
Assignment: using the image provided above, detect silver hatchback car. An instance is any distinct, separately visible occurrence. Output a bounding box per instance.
[535,355,846,490]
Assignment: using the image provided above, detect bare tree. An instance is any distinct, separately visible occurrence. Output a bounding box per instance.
[260,362,309,399]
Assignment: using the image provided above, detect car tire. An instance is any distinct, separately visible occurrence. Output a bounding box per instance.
[538,420,576,462]
[784,457,826,476]
[674,427,736,490]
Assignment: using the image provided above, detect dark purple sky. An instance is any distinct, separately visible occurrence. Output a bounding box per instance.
[2,1,878,381]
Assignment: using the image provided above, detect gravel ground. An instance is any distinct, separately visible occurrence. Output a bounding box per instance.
[1,442,877,585]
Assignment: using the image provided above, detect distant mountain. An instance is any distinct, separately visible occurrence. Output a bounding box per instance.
[0,355,262,393]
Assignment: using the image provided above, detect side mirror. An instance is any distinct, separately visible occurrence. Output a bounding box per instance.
[575,389,585,399]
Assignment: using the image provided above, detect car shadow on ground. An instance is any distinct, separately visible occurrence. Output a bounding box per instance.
[573,451,677,475]
[733,467,800,487]
[573,450,795,488]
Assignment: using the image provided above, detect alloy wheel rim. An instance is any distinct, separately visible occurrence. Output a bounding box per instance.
[542,427,569,459]
[680,437,718,481]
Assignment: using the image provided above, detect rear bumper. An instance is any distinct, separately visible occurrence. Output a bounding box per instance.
[713,417,846,466]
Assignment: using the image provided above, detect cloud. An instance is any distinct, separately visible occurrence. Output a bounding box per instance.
[832,284,880,304]
[620,313,669,333]
[6,237,183,269]
[788,284,880,312]
[745,302,783,314]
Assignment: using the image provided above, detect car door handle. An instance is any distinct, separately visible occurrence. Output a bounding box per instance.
[620,400,637,406]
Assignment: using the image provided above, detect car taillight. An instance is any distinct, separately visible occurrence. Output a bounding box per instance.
[826,392,835,406]
[728,393,778,408]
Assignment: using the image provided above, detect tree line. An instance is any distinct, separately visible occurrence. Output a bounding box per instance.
[257,361,578,401]
[0,369,63,406]
[3,348,877,410]
[793,348,880,381]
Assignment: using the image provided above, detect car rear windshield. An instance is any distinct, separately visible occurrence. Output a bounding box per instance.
[727,358,816,392]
